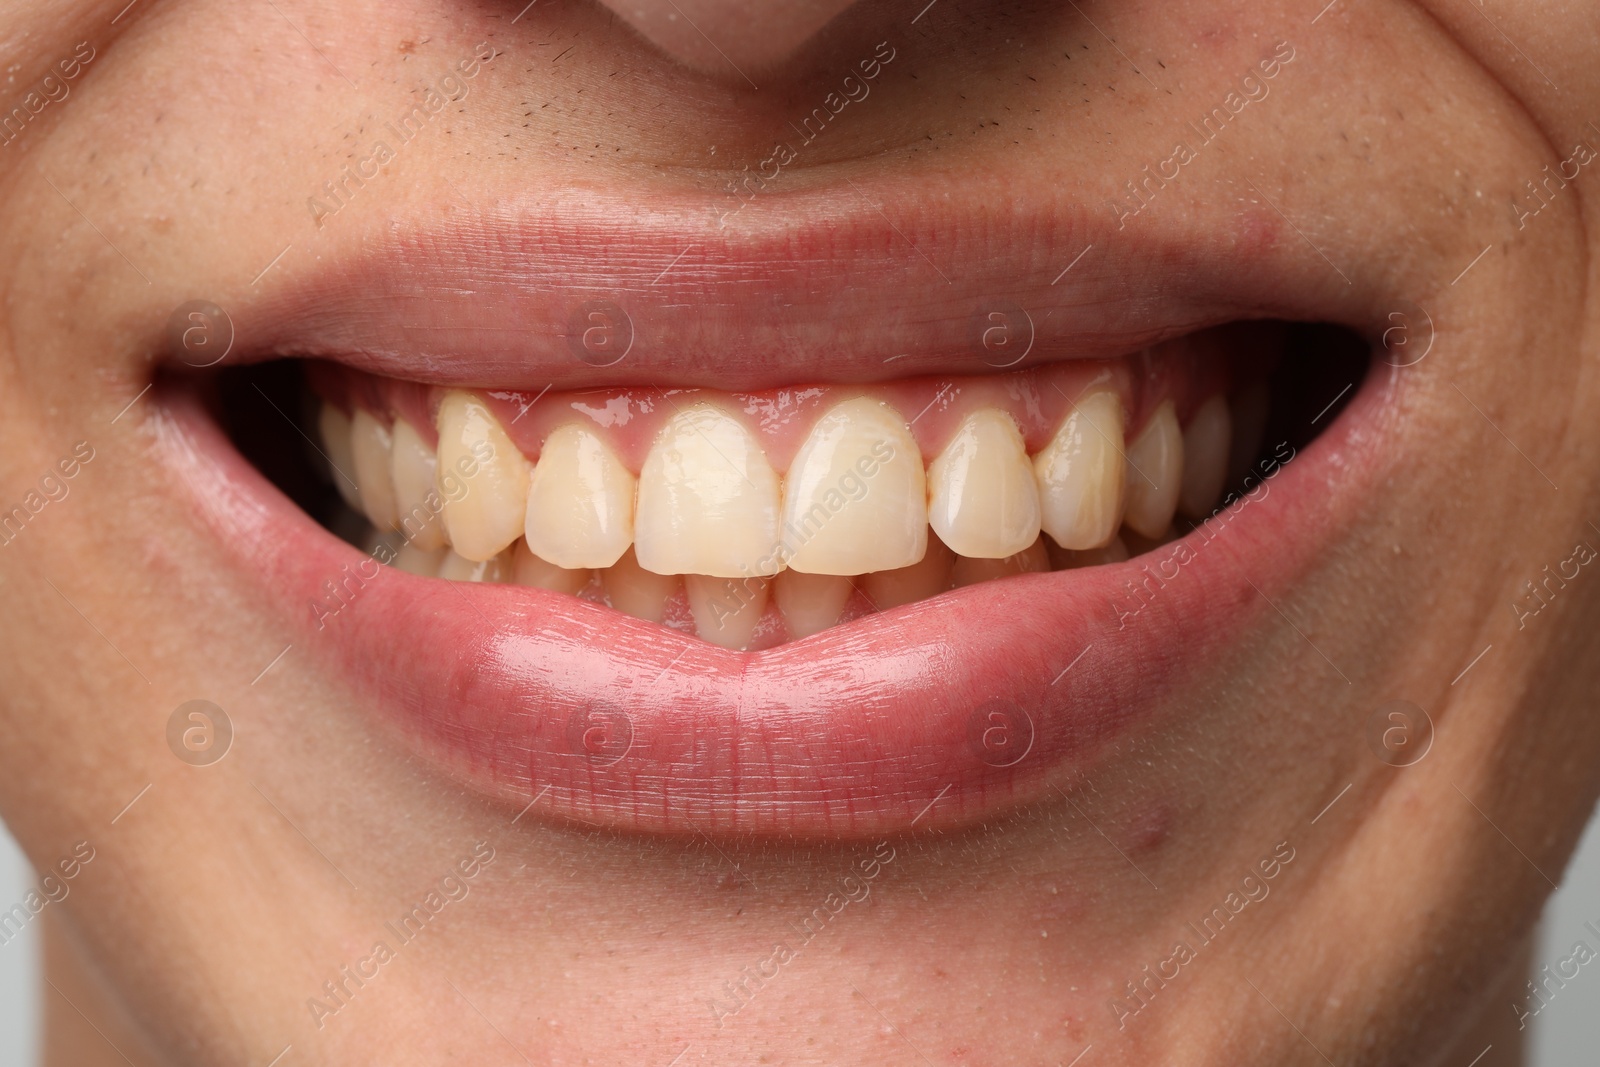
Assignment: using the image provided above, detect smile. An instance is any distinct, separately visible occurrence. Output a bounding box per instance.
[153,195,1382,838]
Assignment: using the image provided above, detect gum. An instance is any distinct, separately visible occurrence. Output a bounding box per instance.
[309,326,1246,472]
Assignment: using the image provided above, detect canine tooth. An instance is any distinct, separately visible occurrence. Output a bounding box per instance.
[350,409,399,529]
[928,408,1040,559]
[1179,395,1231,518]
[602,547,680,624]
[318,402,363,510]
[512,539,592,596]
[858,534,953,610]
[685,574,770,650]
[952,537,1049,588]
[783,397,926,575]
[1123,400,1184,539]
[436,391,531,562]
[438,548,510,583]
[394,543,446,576]
[635,404,782,578]
[390,418,445,552]
[1034,390,1125,550]
[524,423,636,570]
[774,571,853,639]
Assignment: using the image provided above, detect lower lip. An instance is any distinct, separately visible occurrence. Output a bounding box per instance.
[160,369,1384,838]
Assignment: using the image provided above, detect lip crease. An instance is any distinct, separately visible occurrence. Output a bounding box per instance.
[157,345,1386,836]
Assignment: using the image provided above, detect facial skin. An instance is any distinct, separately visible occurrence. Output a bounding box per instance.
[1,0,1598,1064]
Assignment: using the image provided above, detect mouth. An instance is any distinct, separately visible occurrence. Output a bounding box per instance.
[152,197,1381,838]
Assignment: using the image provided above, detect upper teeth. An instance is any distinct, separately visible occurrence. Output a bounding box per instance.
[928,407,1040,560]
[524,422,636,570]
[1121,399,1184,540]
[781,396,927,576]
[435,391,531,562]
[1033,388,1125,550]
[321,374,1240,647]
[635,403,784,579]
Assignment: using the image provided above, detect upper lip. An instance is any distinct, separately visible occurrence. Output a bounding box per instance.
[214,177,1376,392]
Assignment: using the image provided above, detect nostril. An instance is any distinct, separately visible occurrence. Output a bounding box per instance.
[592,0,863,82]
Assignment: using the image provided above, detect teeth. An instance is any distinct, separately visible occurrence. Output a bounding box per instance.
[393,543,446,576]
[774,571,854,639]
[525,423,636,570]
[1178,395,1231,518]
[927,408,1041,559]
[782,397,927,575]
[350,409,399,529]
[685,574,770,650]
[635,404,783,578]
[318,402,363,510]
[1034,390,1125,551]
[438,548,510,583]
[858,534,953,610]
[952,537,1049,588]
[511,539,592,596]
[390,418,446,551]
[602,547,681,624]
[1122,400,1184,539]
[319,364,1249,641]
[436,391,531,562]
[1047,534,1130,570]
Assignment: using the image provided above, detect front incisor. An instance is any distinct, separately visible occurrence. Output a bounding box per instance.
[928,408,1041,559]
[602,547,679,624]
[685,574,770,650]
[1033,389,1125,550]
[525,423,636,570]
[782,397,927,575]
[436,391,531,562]
[634,404,783,578]
[774,571,854,639]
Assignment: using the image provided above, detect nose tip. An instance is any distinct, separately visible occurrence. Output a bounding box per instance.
[597,0,862,81]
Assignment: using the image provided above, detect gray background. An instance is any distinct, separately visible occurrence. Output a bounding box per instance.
[2,809,1597,1064]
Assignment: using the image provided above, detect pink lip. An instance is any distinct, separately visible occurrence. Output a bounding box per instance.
[234,183,1372,392]
[158,360,1385,836]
